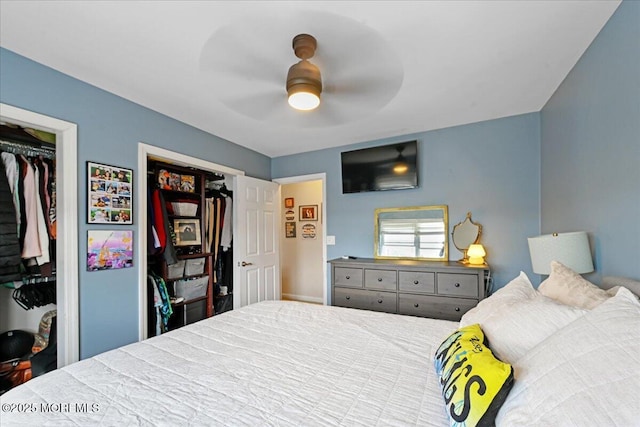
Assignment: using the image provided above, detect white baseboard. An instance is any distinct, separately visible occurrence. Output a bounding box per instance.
[282,293,324,304]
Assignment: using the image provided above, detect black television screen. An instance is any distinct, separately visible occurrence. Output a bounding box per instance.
[341,140,418,194]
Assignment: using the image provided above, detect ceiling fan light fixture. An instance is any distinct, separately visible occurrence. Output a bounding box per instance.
[393,146,409,174]
[287,34,322,111]
[288,88,320,111]
[393,162,409,174]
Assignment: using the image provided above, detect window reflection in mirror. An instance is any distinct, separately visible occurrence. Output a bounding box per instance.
[374,205,448,261]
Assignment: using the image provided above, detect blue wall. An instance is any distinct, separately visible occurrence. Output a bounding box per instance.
[0,47,271,358]
[272,113,541,296]
[540,1,640,283]
[1,0,636,358]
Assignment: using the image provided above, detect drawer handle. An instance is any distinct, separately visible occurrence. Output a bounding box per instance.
[414,303,419,308]
[455,283,461,287]
[455,307,460,312]
[345,296,351,300]
[377,299,383,304]
[345,276,350,280]
[378,278,383,282]
[414,280,419,285]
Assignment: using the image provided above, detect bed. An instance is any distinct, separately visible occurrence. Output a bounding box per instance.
[2,270,639,426]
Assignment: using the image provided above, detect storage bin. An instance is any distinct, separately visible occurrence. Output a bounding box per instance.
[185,258,206,276]
[174,277,208,301]
[167,260,185,280]
[185,300,206,325]
[171,202,198,216]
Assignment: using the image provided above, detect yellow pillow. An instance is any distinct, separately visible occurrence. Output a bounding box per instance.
[434,324,514,427]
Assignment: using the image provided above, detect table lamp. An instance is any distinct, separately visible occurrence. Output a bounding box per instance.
[527,231,593,275]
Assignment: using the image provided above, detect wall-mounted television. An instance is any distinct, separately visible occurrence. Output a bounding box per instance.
[341,140,418,194]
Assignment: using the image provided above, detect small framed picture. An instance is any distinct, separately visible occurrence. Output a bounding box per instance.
[299,205,318,221]
[285,221,296,238]
[88,161,133,224]
[173,219,202,246]
[284,197,294,208]
[87,230,133,271]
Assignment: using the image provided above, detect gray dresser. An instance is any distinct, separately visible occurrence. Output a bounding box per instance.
[330,257,489,321]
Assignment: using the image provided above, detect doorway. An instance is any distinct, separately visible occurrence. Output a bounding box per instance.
[137,143,244,340]
[274,174,327,305]
[0,103,79,367]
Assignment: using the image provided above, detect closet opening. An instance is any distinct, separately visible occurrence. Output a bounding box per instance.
[145,157,234,337]
[0,103,78,374]
[1,123,58,394]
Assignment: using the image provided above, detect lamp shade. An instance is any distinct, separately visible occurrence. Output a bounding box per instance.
[467,244,486,265]
[527,231,593,274]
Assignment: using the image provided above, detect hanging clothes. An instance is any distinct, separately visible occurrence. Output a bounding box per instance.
[205,187,233,286]
[0,160,22,284]
[1,143,57,291]
[220,197,233,251]
[32,163,50,266]
[148,272,173,334]
[1,152,20,227]
[150,188,178,266]
[17,155,42,259]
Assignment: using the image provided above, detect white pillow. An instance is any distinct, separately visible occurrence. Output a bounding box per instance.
[496,287,640,426]
[539,261,610,309]
[461,271,587,363]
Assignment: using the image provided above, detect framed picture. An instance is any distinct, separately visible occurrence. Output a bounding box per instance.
[88,161,133,224]
[284,197,294,208]
[173,218,202,246]
[301,223,317,239]
[285,221,296,238]
[300,205,318,221]
[87,230,133,271]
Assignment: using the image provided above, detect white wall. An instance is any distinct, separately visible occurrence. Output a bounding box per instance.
[0,286,55,334]
[280,180,323,303]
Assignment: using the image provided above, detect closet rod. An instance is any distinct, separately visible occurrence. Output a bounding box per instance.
[20,275,57,285]
[0,139,56,159]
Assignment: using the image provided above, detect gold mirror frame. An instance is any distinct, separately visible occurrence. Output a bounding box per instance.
[374,205,449,261]
[451,212,482,263]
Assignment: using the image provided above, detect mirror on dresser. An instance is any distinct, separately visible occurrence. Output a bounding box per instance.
[451,212,482,263]
[374,205,448,261]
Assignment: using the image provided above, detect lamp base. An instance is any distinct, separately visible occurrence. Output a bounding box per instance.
[468,256,485,265]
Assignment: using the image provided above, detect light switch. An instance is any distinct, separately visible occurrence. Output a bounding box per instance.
[326,235,336,245]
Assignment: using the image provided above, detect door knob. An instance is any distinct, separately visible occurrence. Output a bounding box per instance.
[240,261,253,267]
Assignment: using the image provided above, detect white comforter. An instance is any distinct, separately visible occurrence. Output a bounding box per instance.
[1,301,457,426]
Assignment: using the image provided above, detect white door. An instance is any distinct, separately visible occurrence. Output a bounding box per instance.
[234,175,280,308]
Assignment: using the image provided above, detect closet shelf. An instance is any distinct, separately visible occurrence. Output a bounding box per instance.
[171,295,207,307]
[165,273,209,282]
[160,188,200,197]
[168,214,200,220]
[178,252,213,259]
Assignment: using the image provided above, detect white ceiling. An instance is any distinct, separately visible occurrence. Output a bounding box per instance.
[0,1,620,157]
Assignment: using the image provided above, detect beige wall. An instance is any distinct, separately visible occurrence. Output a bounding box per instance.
[280,180,323,303]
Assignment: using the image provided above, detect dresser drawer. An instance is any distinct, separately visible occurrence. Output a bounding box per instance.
[364,269,397,291]
[398,271,435,294]
[398,294,477,321]
[334,287,397,313]
[437,273,479,298]
[334,267,363,288]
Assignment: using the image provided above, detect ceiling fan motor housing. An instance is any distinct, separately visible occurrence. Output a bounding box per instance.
[287,60,322,96]
[287,34,322,99]
[292,33,317,60]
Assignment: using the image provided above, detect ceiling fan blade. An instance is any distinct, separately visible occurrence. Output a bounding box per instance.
[199,26,289,87]
[222,90,287,122]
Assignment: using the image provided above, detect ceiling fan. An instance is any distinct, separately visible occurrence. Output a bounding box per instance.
[286,34,322,111]
[199,11,404,125]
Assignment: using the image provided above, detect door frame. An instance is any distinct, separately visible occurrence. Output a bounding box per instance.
[136,143,244,341]
[0,103,79,367]
[273,173,328,305]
